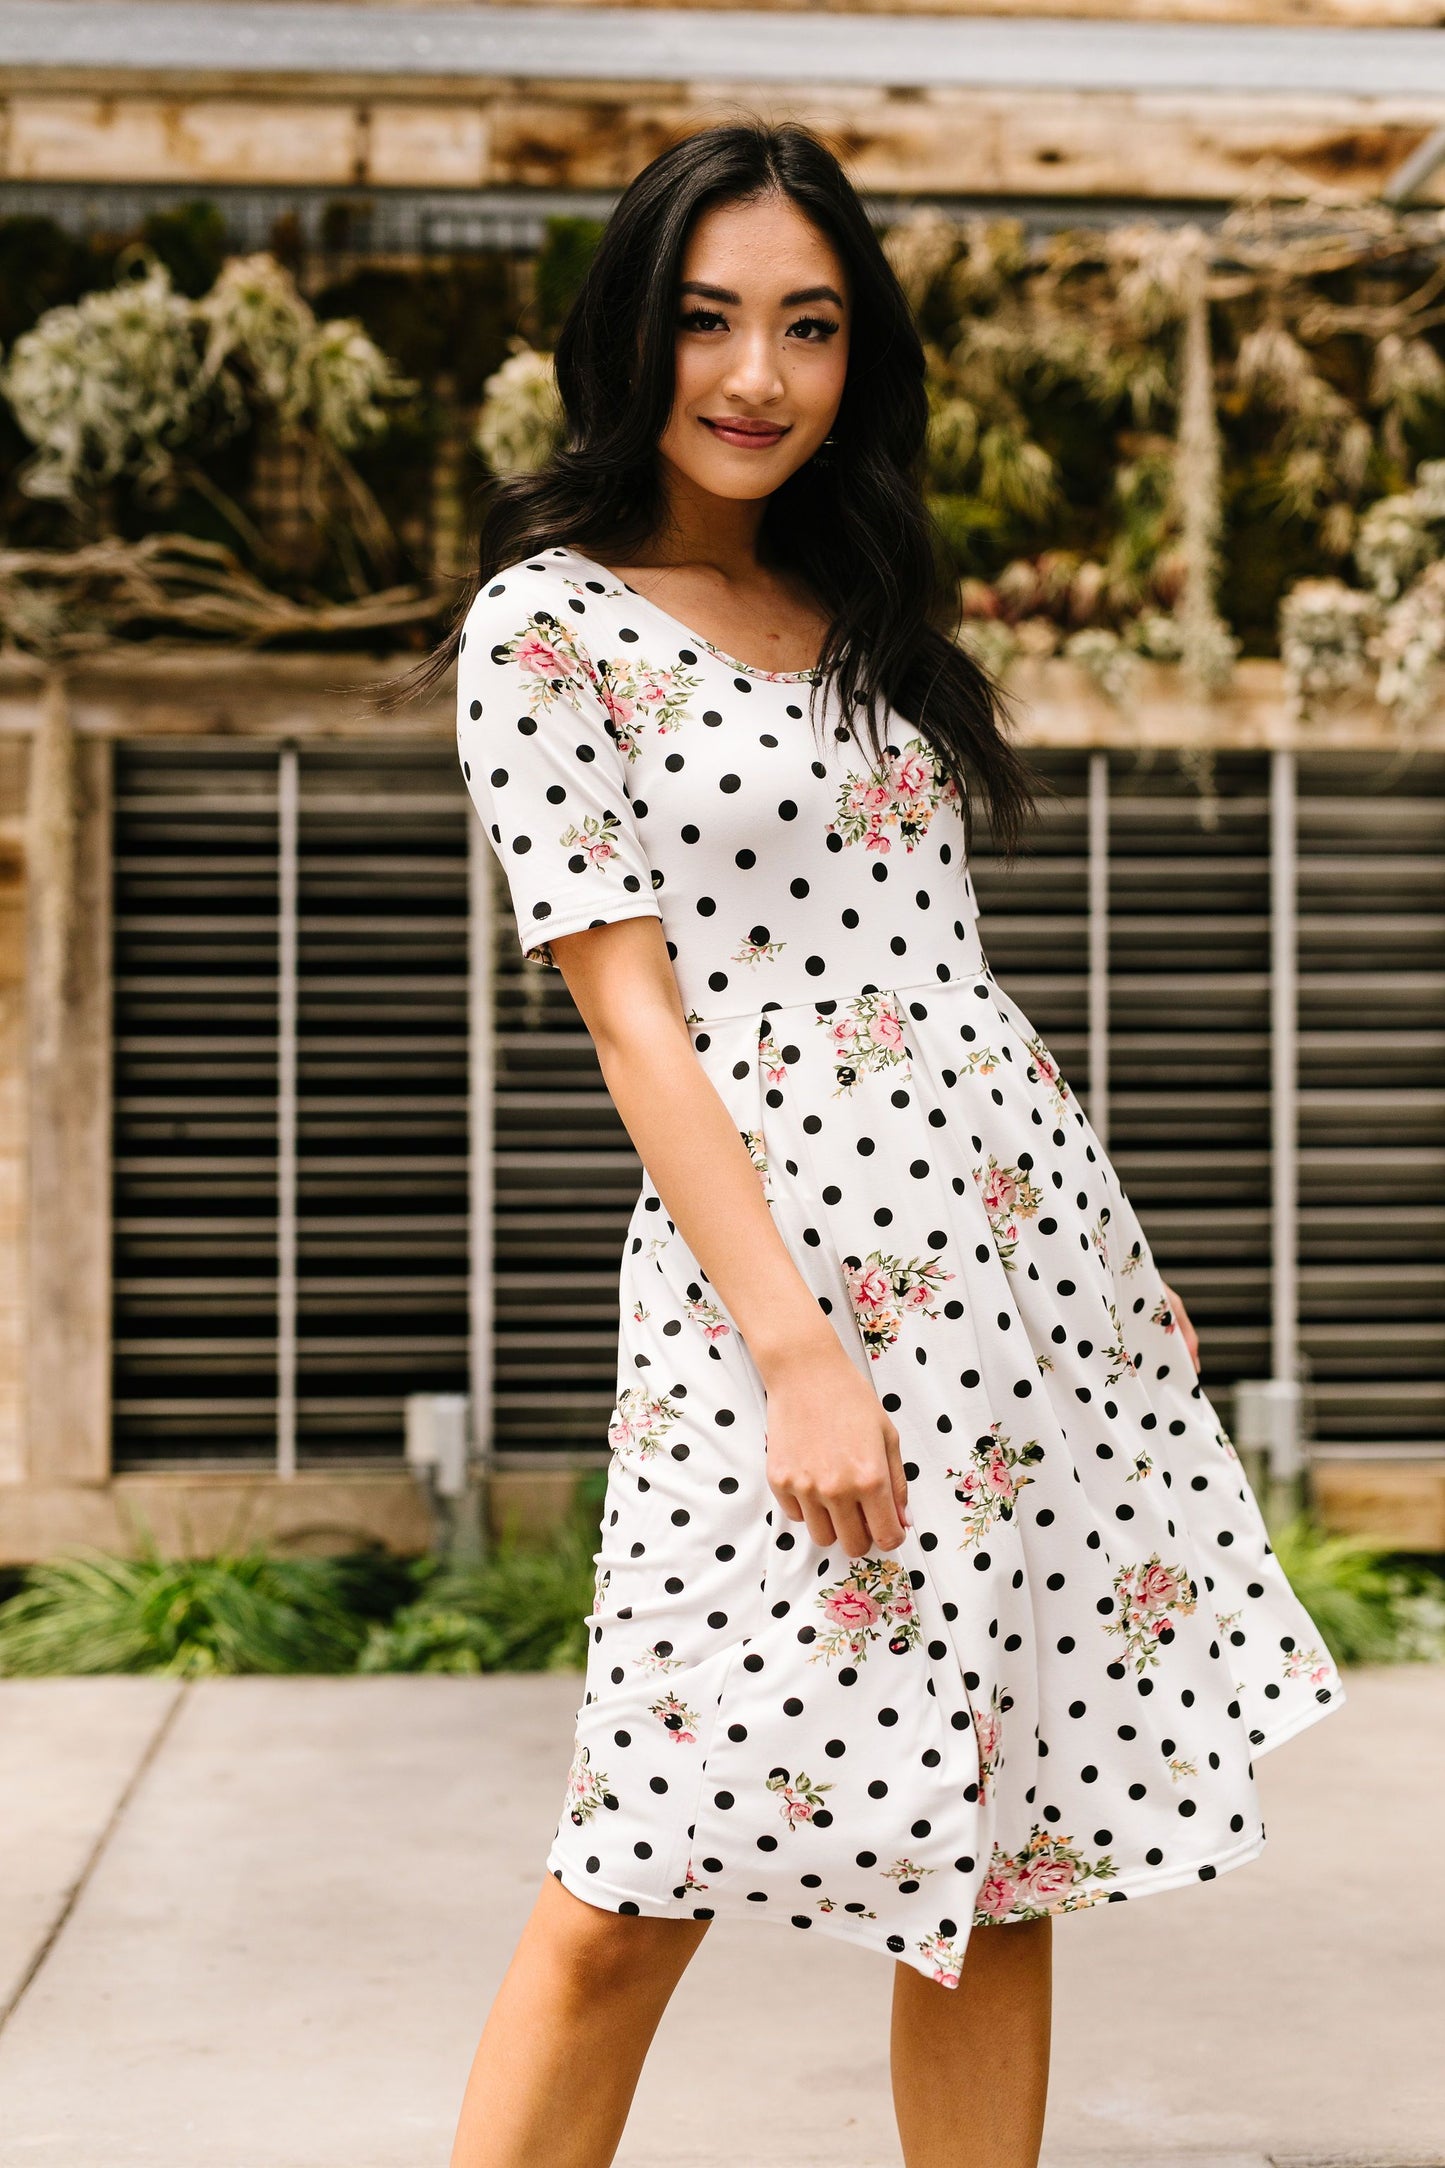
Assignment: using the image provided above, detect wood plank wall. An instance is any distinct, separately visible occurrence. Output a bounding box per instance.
[0,86,1442,206]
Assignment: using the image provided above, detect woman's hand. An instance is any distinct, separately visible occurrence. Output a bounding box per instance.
[1160,1278,1200,1371]
[763,1343,910,1557]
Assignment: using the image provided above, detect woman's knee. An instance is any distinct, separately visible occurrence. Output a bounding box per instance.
[532,1873,706,1997]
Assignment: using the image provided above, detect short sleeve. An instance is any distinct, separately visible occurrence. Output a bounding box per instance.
[456,568,665,970]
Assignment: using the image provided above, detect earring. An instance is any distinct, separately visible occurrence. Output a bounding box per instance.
[814,432,837,467]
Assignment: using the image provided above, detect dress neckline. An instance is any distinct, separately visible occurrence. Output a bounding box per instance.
[555,546,824,685]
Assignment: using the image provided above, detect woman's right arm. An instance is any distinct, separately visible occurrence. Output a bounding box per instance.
[454,569,905,1556]
[553,915,909,1559]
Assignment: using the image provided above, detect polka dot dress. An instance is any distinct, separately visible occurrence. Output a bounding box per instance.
[456,545,1345,1990]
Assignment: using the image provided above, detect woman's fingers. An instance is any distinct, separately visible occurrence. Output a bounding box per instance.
[884,1428,909,1525]
[1161,1277,1201,1370]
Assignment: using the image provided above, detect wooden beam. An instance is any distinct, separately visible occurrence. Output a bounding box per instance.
[3,86,1444,202]
[24,718,111,1490]
[1,651,1437,754]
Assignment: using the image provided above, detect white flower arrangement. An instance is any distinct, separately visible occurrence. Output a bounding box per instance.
[474,341,564,477]
[1,259,205,503]
[0,250,409,514]
[1282,460,1445,723]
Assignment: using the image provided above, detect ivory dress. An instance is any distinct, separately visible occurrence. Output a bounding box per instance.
[456,544,1344,1990]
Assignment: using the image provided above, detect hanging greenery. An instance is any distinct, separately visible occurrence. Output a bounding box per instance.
[5,192,1445,698]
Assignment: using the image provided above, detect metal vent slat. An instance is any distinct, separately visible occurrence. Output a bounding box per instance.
[112,741,471,1471]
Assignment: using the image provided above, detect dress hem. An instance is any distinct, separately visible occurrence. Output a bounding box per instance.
[1248,1678,1347,1757]
[544,1817,1277,1981]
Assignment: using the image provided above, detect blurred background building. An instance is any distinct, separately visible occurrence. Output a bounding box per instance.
[1,0,1443,1561]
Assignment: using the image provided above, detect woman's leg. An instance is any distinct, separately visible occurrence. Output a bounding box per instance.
[449,1872,711,2168]
[890,1917,1053,2168]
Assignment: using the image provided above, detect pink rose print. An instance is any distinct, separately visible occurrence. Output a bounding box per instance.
[812,1555,922,1664]
[827,736,959,853]
[916,1929,964,1988]
[972,1154,1043,1271]
[1018,1855,1076,1907]
[973,1828,1115,1925]
[766,1767,833,1829]
[846,1248,953,1357]
[512,628,572,678]
[974,1868,1021,1921]
[821,991,912,1094]
[607,1384,682,1465]
[823,1587,882,1630]
[946,1424,1044,1548]
[649,1691,701,1745]
[495,603,700,756]
[1104,1553,1198,1671]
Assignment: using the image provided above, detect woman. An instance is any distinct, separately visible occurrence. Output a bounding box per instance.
[446,121,1343,2168]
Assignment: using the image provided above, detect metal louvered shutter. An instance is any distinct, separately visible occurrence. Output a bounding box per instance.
[490,863,641,1454]
[1296,753,1445,1461]
[972,748,1275,1391]
[112,740,471,1471]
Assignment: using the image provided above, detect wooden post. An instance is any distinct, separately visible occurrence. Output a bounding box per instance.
[25,678,113,1488]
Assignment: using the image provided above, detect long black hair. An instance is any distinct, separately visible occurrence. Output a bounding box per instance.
[420,119,1038,857]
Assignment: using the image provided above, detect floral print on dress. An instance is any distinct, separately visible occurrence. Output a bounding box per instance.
[607,1384,682,1465]
[881,1857,935,1885]
[766,1767,834,1829]
[1026,1032,1072,1119]
[821,991,912,1095]
[817,1894,877,1919]
[634,1641,685,1674]
[973,1682,1009,1802]
[757,1020,789,1086]
[972,1153,1044,1270]
[650,1691,702,1744]
[811,1555,922,1664]
[494,606,701,758]
[974,1828,1117,1924]
[684,1289,732,1342]
[1169,1755,1198,1782]
[1101,1299,1138,1387]
[564,1743,614,1827]
[732,932,786,966]
[916,1929,965,1988]
[845,1250,955,1358]
[1104,1555,1199,1671]
[1151,1295,1177,1333]
[739,1129,772,1199]
[560,806,625,873]
[827,736,960,855]
[1283,1643,1333,1685]
[959,1045,1001,1076]
[945,1423,1044,1549]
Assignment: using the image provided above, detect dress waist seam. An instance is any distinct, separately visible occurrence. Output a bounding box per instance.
[686,948,991,1031]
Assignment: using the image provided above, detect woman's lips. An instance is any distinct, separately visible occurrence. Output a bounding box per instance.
[702,418,789,449]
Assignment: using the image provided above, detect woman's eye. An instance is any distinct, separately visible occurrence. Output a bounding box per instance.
[679,307,726,332]
[790,315,841,341]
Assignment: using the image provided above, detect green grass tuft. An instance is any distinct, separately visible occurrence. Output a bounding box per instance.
[0,1545,367,1677]
[1270,1514,1445,1667]
[356,1515,600,1675]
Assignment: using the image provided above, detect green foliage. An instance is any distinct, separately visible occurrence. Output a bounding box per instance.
[0,216,99,349]
[357,1511,601,1675]
[531,217,605,346]
[1271,1515,1445,1668]
[140,201,230,300]
[0,1545,368,1677]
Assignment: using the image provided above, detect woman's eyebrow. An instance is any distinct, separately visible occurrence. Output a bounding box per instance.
[679,280,845,308]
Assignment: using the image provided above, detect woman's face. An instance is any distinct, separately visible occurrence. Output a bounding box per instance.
[656,190,851,502]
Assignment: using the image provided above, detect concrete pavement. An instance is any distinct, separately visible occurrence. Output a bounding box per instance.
[0,1667,1442,2168]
